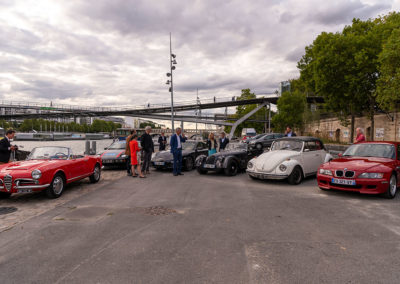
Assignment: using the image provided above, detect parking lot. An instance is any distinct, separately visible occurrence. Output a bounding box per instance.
[1,169,400,283]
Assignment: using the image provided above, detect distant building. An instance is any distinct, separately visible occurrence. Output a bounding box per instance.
[279,81,291,96]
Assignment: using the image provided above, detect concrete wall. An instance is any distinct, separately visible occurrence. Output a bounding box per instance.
[304,113,399,143]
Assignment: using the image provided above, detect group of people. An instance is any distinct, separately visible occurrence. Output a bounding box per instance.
[205,132,230,156]
[124,126,189,177]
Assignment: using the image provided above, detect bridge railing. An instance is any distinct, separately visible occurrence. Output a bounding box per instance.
[0,95,259,113]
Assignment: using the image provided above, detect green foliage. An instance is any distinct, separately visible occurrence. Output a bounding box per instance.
[139,121,160,129]
[224,89,269,136]
[272,91,306,132]
[17,118,121,133]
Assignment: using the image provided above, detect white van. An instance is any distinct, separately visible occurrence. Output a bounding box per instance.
[241,128,257,141]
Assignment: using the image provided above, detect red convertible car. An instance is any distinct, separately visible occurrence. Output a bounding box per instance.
[317,142,399,198]
[0,146,102,199]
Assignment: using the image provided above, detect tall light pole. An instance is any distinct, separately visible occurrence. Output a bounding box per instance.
[166,33,177,131]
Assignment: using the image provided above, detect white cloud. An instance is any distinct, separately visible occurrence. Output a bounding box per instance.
[0,0,396,127]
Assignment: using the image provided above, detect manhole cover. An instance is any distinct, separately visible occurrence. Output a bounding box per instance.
[143,206,177,216]
[0,207,18,215]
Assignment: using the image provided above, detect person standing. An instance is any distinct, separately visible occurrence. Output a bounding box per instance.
[125,130,136,176]
[130,134,145,178]
[354,127,366,144]
[0,129,17,164]
[219,132,229,151]
[170,127,187,176]
[158,131,167,151]
[284,126,297,137]
[140,126,154,175]
[207,132,218,156]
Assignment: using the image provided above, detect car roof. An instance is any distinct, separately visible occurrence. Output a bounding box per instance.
[275,136,322,142]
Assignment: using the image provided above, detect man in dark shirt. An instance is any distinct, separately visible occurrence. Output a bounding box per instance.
[219,132,229,151]
[0,129,17,164]
[140,126,154,175]
[158,131,167,151]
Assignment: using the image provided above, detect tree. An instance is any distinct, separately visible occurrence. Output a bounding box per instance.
[224,89,268,136]
[272,91,306,132]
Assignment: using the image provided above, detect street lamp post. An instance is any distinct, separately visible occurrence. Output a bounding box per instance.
[166,33,177,131]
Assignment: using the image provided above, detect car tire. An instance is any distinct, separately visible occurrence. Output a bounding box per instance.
[0,192,11,199]
[185,156,194,171]
[89,164,101,183]
[288,166,303,185]
[256,143,263,150]
[46,173,65,199]
[197,167,208,175]
[224,160,238,176]
[384,174,397,199]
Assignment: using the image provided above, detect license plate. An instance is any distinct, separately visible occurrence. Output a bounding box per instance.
[331,178,356,185]
[154,162,165,166]
[204,164,215,169]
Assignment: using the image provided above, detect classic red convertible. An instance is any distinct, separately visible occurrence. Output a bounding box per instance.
[317,142,399,198]
[0,146,102,199]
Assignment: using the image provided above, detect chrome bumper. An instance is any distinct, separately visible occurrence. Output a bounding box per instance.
[247,170,288,180]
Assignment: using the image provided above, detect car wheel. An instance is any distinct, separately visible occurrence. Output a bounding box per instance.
[256,143,263,150]
[185,157,194,171]
[46,173,65,199]
[0,192,11,199]
[89,164,101,183]
[288,166,303,185]
[384,174,397,199]
[197,167,208,175]
[224,160,238,176]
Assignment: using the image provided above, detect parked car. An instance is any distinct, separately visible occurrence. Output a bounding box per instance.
[241,128,257,141]
[0,146,102,199]
[196,143,257,176]
[317,141,400,198]
[243,133,267,144]
[247,137,333,184]
[151,140,208,171]
[248,133,285,150]
[101,140,128,168]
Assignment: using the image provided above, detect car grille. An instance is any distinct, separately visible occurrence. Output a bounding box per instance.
[4,175,12,192]
[206,156,216,164]
[335,170,355,178]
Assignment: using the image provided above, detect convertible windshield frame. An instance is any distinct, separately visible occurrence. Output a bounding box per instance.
[108,141,126,150]
[271,140,304,152]
[28,146,71,160]
[343,143,396,159]
[225,143,248,151]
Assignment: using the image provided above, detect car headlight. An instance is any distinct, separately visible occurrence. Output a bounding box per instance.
[32,169,42,180]
[319,168,332,176]
[279,164,287,172]
[358,172,384,179]
[248,161,253,168]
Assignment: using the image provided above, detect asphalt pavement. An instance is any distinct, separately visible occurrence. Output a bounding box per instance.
[1,169,400,283]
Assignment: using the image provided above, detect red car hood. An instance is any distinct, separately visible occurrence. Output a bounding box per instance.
[0,160,57,172]
[326,157,395,172]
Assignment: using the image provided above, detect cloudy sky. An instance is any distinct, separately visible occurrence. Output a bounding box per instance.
[0,0,399,112]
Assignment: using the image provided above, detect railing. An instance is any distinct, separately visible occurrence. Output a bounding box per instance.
[0,95,276,114]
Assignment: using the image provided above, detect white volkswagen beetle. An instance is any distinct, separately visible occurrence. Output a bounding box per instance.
[247,137,333,184]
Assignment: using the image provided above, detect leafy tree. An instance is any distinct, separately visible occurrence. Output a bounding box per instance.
[272,91,306,132]
[224,89,269,136]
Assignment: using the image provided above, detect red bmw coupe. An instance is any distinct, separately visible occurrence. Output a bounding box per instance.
[317,142,399,198]
[0,146,102,199]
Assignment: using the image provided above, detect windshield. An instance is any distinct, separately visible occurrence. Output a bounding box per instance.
[251,134,266,140]
[271,140,303,151]
[28,147,70,160]
[343,143,395,159]
[225,143,247,151]
[108,141,126,150]
[166,141,197,151]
